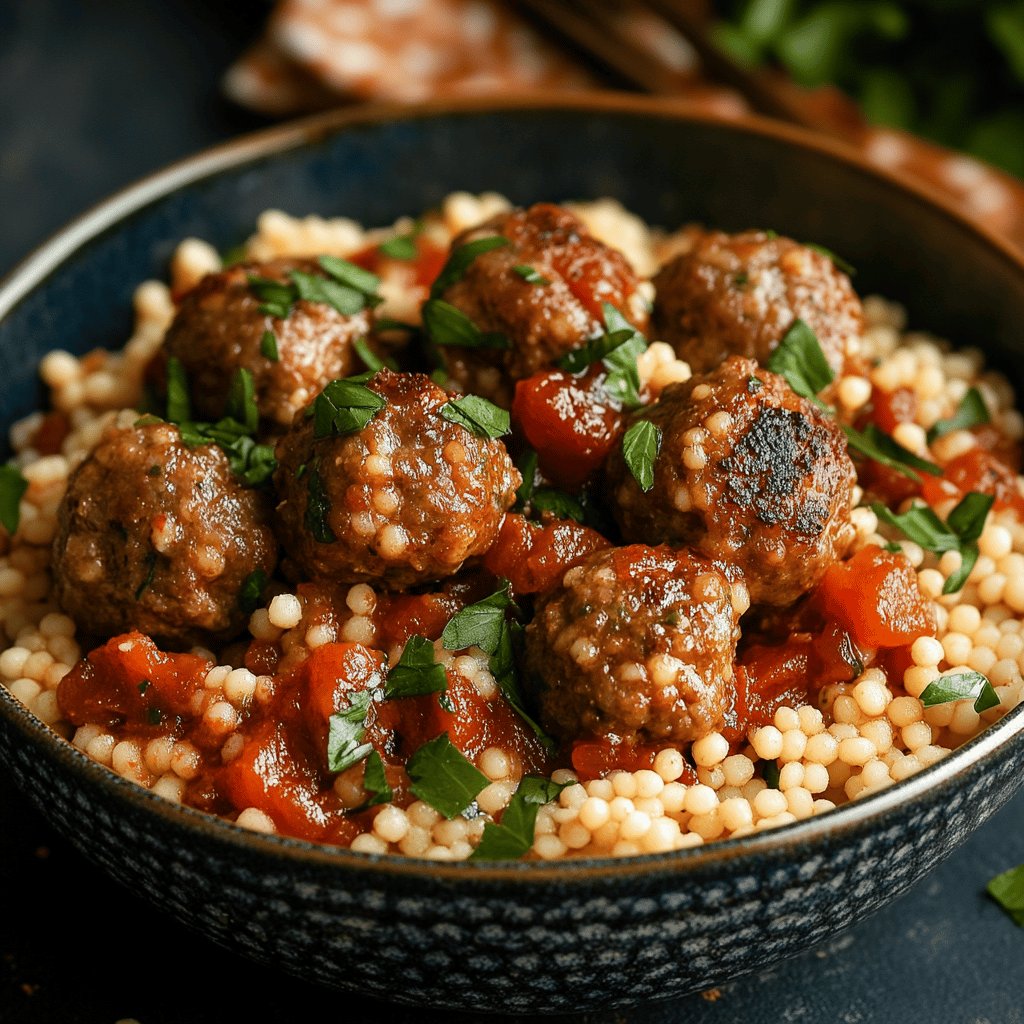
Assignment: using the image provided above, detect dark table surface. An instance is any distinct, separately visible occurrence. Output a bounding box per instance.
[2,2,1024,1022]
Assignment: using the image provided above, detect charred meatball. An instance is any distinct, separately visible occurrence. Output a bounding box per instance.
[162,258,370,428]
[433,203,649,404]
[274,369,519,588]
[606,357,856,606]
[524,545,743,745]
[652,230,862,377]
[53,420,278,646]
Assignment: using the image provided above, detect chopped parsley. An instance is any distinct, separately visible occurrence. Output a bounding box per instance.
[421,299,509,350]
[317,255,382,302]
[844,423,943,481]
[326,689,376,774]
[439,394,510,440]
[378,233,419,261]
[359,750,393,808]
[384,635,448,699]
[622,420,662,492]
[406,732,488,819]
[147,707,163,726]
[491,619,555,751]
[430,235,509,298]
[135,550,157,601]
[165,356,192,424]
[260,330,279,361]
[530,487,586,523]
[137,679,151,695]
[761,759,781,790]
[988,864,1024,926]
[305,460,336,544]
[926,387,991,444]
[353,337,397,373]
[226,368,259,435]
[0,464,28,535]
[238,569,268,615]
[806,242,856,276]
[766,318,835,404]
[514,448,538,510]
[247,274,296,319]
[248,257,381,321]
[920,670,1000,714]
[309,376,387,439]
[872,491,994,593]
[557,303,647,410]
[442,580,515,654]
[470,776,571,860]
[513,264,550,285]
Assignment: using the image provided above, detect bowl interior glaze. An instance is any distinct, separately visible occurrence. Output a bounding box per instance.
[2,96,1024,1013]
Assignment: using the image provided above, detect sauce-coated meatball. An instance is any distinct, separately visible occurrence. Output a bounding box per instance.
[273,369,519,588]
[53,421,278,645]
[606,357,856,606]
[652,230,862,377]
[163,259,370,428]
[435,203,649,404]
[524,545,743,745]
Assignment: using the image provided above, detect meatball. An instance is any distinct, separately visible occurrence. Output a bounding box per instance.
[652,230,862,377]
[53,420,278,646]
[524,545,743,745]
[433,203,649,404]
[606,357,856,606]
[162,258,370,428]
[273,369,519,588]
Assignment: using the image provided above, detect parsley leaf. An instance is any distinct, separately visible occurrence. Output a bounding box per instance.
[226,368,259,435]
[421,299,509,350]
[442,580,514,654]
[514,448,538,510]
[557,304,647,410]
[531,487,586,523]
[430,235,509,297]
[291,270,366,317]
[844,423,943,481]
[305,460,336,544]
[247,274,295,319]
[353,337,396,373]
[926,387,991,444]
[988,864,1024,927]
[406,733,488,819]
[622,420,662,492]
[310,377,387,439]
[766,319,835,402]
[872,491,993,593]
[361,750,393,807]
[165,356,192,424]
[135,550,157,600]
[318,255,382,301]
[379,234,418,261]
[385,635,448,699]
[238,569,268,615]
[0,464,28,535]
[513,264,550,285]
[491,620,556,751]
[920,670,1000,714]
[327,689,376,773]
[470,776,571,860]
[260,330,279,361]
[805,242,856,276]
[439,394,510,439]
[761,759,781,790]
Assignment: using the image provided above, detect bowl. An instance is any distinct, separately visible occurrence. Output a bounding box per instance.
[2,94,1024,1014]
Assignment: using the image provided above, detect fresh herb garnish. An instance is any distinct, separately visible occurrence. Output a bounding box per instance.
[491,619,555,751]
[557,304,647,410]
[439,394,511,440]
[318,255,382,301]
[353,337,396,373]
[470,776,571,860]
[327,689,376,774]
[920,670,1000,713]
[291,269,367,317]
[844,423,943,481]
[238,569,268,615]
[622,420,662,492]
[137,679,151,695]
[247,274,296,319]
[179,418,277,487]
[762,759,781,790]
[988,864,1024,926]
[872,491,994,593]
[165,356,192,424]
[926,387,991,444]
[406,732,488,819]
[0,464,28,535]
[147,707,163,726]
[442,580,515,654]
[384,635,448,699]
[249,258,380,322]
[513,264,550,285]
[360,750,393,807]
[135,550,157,600]
[421,299,509,350]
[531,487,586,523]
[514,448,538,510]
[766,319,835,403]
[260,330,279,361]
[309,376,387,439]
[378,234,418,261]
[226,368,259,435]
[806,243,856,276]
[430,236,509,298]
[305,461,336,544]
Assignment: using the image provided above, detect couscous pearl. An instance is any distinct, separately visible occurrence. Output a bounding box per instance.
[780,729,807,762]
[688,810,724,840]
[534,835,568,860]
[268,593,302,630]
[721,798,754,832]
[722,754,754,787]
[609,796,635,822]
[803,762,830,794]
[902,721,933,750]
[660,783,687,814]
[654,748,685,782]
[888,695,924,728]
[351,834,388,855]
[610,771,638,799]
[236,807,276,834]
[839,736,876,766]
[684,784,717,816]
[751,725,783,760]
[774,706,800,732]
[804,732,839,765]
[860,719,893,755]
[373,806,409,844]
[753,788,787,819]
[786,787,815,818]
[692,732,729,767]
[579,797,611,831]
[777,762,805,791]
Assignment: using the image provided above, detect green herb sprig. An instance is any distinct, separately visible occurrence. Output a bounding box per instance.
[406,732,488,819]
[0,464,28,535]
[439,394,510,439]
[621,420,662,492]
[919,670,1000,714]
[926,387,991,444]
[470,776,571,860]
[384,635,448,699]
[327,689,377,774]
[988,863,1024,926]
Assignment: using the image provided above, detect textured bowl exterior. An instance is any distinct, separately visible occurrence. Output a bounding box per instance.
[2,97,1024,1013]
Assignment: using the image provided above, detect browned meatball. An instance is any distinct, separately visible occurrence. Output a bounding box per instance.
[523,545,743,745]
[162,258,370,428]
[433,203,649,404]
[606,357,856,607]
[53,421,278,646]
[652,230,862,377]
[273,369,519,588]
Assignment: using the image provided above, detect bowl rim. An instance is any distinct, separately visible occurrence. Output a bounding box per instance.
[2,91,1024,883]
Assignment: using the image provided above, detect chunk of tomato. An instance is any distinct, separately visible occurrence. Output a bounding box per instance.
[921,447,1024,518]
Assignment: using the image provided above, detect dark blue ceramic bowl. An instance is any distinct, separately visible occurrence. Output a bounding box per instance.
[2,96,1024,1014]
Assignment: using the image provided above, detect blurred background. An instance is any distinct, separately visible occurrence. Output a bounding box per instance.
[3,3,1024,1023]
